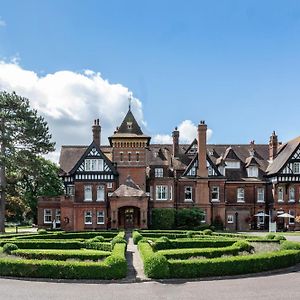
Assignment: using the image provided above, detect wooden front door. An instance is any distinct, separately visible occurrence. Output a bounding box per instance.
[118,206,140,229]
[125,208,134,228]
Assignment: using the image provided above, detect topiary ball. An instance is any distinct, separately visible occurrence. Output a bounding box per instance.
[266,233,276,240]
[3,243,19,254]
[203,229,213,235]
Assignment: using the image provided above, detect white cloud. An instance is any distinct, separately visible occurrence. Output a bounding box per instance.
[0,60,145,162]
[0,17,6,27]
[153,120,213,144]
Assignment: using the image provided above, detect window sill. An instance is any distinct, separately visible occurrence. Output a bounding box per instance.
[184,199,193,203]
[288,200,295,203]
[278,200,284,203]
[257,201,265,203]
[84,223,93,225]
[96,200,105,202]
[237,200,245,203]
[156,199,168,201]
[211,199,220,203]
[44,221,52,224]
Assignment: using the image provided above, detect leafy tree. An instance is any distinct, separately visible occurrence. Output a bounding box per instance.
[0,91,55,232]
[176,208,205,229]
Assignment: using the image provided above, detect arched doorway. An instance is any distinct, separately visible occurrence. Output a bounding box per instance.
[118,206,140,229]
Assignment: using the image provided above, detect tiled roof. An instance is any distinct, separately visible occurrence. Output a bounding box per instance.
[266,137,300,175]
[110,176,147,197]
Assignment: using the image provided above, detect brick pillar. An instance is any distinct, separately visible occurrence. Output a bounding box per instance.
[269,131,278,162]
[92,119,101,146]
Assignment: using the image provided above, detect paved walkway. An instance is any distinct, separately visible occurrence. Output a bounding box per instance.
[125,231,148,282]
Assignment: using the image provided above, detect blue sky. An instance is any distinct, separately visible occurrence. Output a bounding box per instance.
[1,0,300,151]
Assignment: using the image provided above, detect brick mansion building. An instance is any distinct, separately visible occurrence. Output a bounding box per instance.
[38,107,300,231]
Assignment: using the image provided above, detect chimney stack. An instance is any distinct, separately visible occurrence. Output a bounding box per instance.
[172,127,180,157]
[269,131,278,161]
[92,118,101,146]
[197,120,208,177]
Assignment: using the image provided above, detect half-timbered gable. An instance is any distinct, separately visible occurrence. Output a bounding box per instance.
[70,141,118,182]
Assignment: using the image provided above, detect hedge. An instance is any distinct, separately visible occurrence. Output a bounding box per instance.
[133,231,143,244]
[280,241,300,250]
[0,240,112,251]
[168,250,300,278]
[138,241,169,279]
[11,249,111,261]
[0,243,127,279]
[153,238,238,251]
[157,245,241,259]
[138,232,188,239]
[151,208,176,229]
[14,231,119,240]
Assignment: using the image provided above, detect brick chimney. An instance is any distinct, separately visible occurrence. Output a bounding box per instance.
[197,120,208,177]
[92,119,101,146]
[172,127,179,157]
[269,131,278,161]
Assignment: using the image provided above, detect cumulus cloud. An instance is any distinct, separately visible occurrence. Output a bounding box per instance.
[153,120,213,144]
[0,17,6,27]
[0,60,145,162]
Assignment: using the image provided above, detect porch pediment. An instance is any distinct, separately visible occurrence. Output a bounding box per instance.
[110,185,147,197]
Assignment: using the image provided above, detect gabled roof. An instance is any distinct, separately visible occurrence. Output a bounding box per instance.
[60,142,117,175]
[110,176,147,197]
[245,156,260,168]
[266,137,300,175]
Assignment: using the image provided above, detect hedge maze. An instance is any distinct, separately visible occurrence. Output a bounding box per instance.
[135,230,300,279]
[0,231,127,279]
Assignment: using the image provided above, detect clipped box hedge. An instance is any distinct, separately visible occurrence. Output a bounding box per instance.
[157,245,241,260]
[168,250,300,278]
[0,243,127,279]
[153,238,237,251]
[0,240,112,251]
[11,249,111,261]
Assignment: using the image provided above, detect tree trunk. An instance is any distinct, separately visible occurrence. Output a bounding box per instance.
[0,118,6,233]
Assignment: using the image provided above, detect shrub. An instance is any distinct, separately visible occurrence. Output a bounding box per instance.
[153,238,237,251]
[151,208,175,229]
[274,235,286,241]
[233,240,254,253]
[203,229,213,236]
[186,231,194,239]
[133,231,143,244]
[266,233,276,240]
[157,245,240,260]
[3,243,18,254]
[111,237,127,249]
[90,236,105,243]
[176,208,205,229]
[168,250,300,279]
[12,249,111,261]
[85,241,111,251]
[37,229,47,235]
[138,242,169,278]
[280,241,300,250]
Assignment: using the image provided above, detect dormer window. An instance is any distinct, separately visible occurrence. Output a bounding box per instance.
[127,121,133,129]
[218,166,225,175]
[155,168,163,178]
[225,161,240,169]
[247,166,258,177]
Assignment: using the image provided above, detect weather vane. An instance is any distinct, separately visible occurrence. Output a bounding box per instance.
[128,92,132,111]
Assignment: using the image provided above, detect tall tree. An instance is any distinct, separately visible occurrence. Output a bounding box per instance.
[0,91,55,232]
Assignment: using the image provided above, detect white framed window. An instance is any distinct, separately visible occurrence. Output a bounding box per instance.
[169,185,173,200]
[55,209,61,224]
[289,210,295,224]
[211,186,220,202]
[155,168,164,178]
[156,185,168,200]
[96,185,105,201]
[293,162,300,174]
[257,210,265,225]
[247,166,258,177]
[97,211,105,225]
[84,185,92,201]
[44,209,52,224]
[208,166,214,176]
[289,186,295,202]
[227,214,234,224]
[107,182,113,189]
[66,185,74,196]
[225,161,240,169]
[84,159,104,171]
[237,188,245,202]
[84,211,92,225]
[200,211,206,223]
[278,186,284,202]
[184,186,193,202]
[257,188,265,203]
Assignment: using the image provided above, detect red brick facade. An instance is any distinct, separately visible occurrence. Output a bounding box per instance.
[38,109,300,231]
